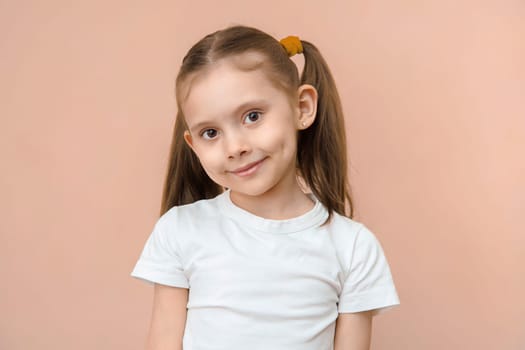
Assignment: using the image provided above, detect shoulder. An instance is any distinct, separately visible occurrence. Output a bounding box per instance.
[326,213,385,254]
[326,212,367,240]
[156,194,223,232]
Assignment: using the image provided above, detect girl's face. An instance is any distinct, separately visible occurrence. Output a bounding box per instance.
[181,56,316,201]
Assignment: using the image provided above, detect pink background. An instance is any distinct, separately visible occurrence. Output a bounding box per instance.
[1,1,524,349]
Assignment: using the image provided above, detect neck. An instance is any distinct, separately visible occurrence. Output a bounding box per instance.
[229,179,314,220]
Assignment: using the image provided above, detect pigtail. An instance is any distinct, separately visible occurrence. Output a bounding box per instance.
[297,41,354,219]
[159,111,222,216]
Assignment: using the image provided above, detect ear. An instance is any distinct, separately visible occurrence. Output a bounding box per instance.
[183,130,195,152]
[295,84,318,130]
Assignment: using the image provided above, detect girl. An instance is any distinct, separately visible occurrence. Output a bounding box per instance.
[131,25,400,350]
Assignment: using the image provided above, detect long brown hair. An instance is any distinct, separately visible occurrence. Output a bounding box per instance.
[160,25,353,220]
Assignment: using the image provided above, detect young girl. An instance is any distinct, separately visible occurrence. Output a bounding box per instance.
[131,25,400,350]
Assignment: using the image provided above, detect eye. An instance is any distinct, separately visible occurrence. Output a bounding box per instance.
[243,111,261,124]
[201,129,218,140]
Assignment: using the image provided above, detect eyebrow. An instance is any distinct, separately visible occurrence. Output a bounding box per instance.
[188,99,268,133]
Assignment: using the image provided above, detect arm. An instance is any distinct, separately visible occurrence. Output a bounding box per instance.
[333,310,374,350]
[145,283,189,350]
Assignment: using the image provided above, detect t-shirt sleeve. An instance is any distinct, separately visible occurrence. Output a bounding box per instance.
[338,224,400,315]
[130,219,189,288]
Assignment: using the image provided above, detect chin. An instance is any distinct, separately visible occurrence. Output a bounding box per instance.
[229,182,280,198]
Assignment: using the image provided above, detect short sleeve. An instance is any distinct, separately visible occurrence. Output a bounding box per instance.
[130,220,189,288]
[338,224,400,315]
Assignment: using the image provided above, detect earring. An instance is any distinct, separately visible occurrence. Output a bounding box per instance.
[302,122,306,127]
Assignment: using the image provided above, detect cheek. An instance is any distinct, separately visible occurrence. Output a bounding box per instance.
[193,147,222,171]
[259,127,297,153]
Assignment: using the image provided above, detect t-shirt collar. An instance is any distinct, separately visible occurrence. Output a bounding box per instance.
[217,189,329,234]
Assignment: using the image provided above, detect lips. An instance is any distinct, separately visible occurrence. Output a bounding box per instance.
[230,158,266,175]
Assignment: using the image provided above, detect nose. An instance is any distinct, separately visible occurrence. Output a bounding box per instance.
[224,131,251,159]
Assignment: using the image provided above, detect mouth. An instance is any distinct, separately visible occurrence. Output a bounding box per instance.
[230,157,267,177]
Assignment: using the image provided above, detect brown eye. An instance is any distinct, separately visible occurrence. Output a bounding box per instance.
[244,111,261,124]
[201,129,218,139]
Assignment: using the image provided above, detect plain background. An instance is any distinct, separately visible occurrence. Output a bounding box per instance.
[1,0,524,349]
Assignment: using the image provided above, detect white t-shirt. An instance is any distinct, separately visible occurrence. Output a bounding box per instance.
[131,190,400,350]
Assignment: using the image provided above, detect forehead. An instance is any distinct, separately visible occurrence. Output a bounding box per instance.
[179,52,267,102]
[181,56,292,121]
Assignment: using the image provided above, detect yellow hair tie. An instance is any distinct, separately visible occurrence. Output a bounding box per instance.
[279,35,303,57]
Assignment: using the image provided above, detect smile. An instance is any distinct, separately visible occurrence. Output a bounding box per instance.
[230,158,267,177]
